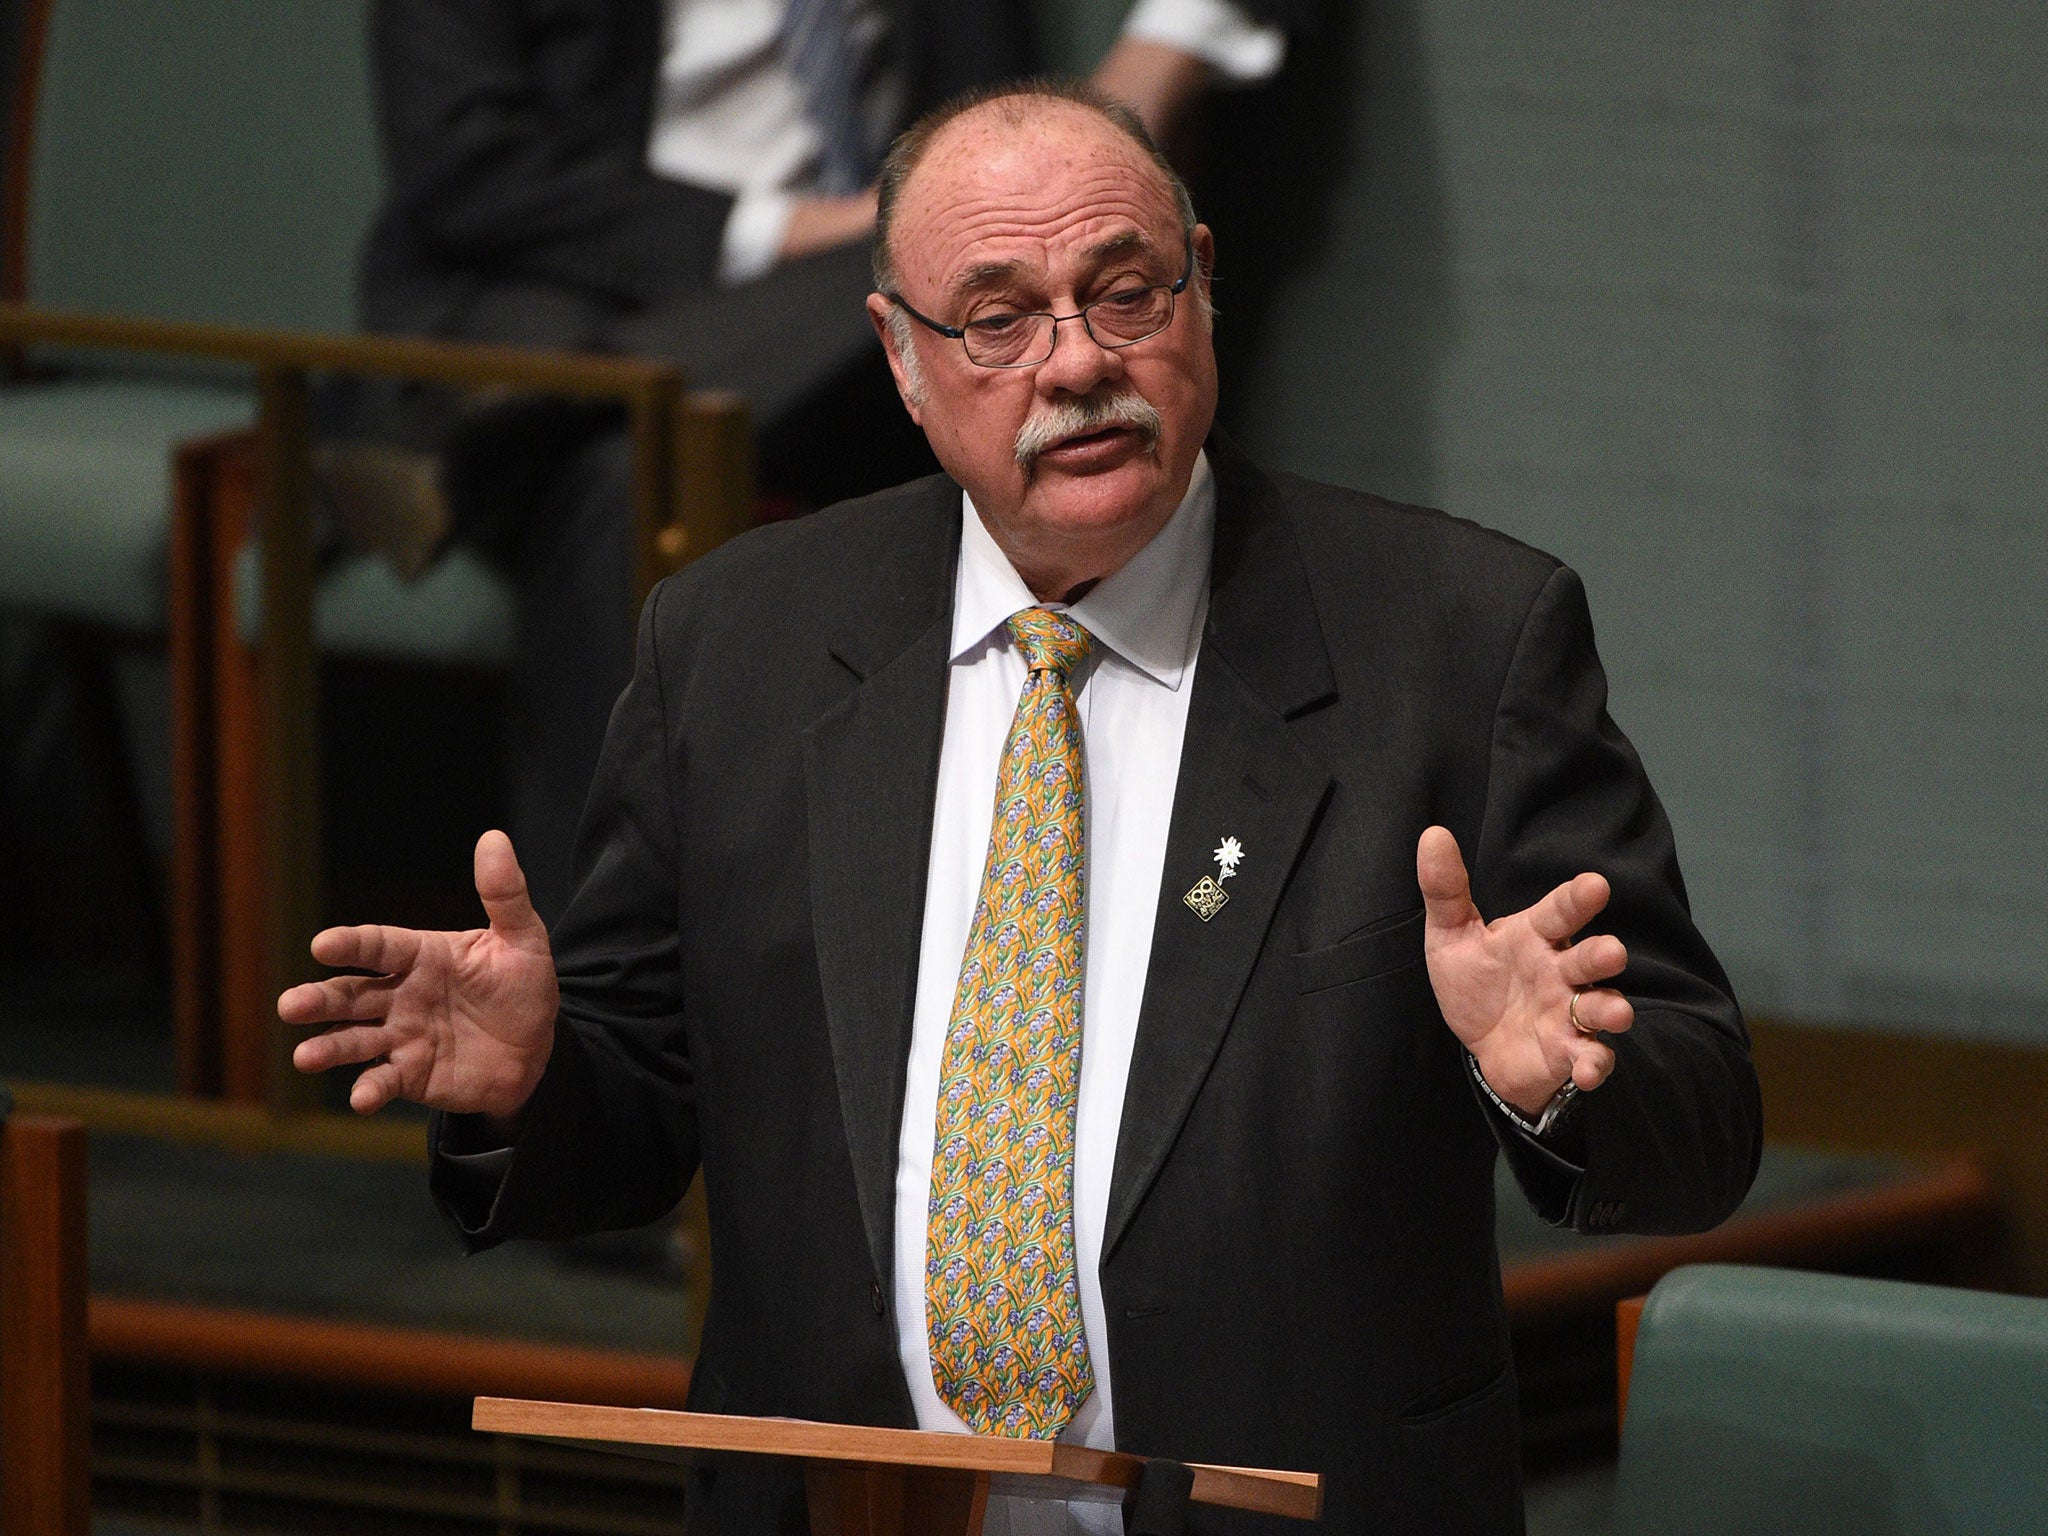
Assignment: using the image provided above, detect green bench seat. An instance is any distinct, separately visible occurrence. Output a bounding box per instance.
[0,377,251,631]
[231,544,516,671]
[1616,1263,2048,1535]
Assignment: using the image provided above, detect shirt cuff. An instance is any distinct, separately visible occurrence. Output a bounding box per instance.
[434,1113,516,1184]
[441,1145,515,1176]
[1122,0,1288,84]
[719,188,796,286]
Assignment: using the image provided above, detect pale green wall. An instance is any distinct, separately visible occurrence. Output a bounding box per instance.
[1197,3,2047,1041]
[25,0,378,331]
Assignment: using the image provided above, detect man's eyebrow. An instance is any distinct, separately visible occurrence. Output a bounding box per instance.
[1084,230,1154,265]
[941,231,1162,303]
[946,259,1030,301]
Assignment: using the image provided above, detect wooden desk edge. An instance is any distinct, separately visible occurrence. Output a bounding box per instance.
[1048,1446,1321,1520]
[472,1401,1055,1474]
[472,1401,1322,1519]
[1185,1462,1322,1520]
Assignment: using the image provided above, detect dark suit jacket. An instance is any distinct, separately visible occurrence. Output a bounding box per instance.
[434,446,1761,1536]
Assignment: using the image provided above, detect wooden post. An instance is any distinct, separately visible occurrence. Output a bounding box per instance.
[0,1116,91,1536]
[203,437,276,1105]
[1615,1293,1646,1434]
[659,390,755,584]
[255,367,323,1113]
[168,435,236,1097]
[628,380,678,611]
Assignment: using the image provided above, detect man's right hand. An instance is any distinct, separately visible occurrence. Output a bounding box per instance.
[280,830,559,1126]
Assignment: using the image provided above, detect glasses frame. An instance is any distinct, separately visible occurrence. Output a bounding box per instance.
[884,233,1196,370]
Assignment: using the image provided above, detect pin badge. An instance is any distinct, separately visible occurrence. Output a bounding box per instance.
[1183,836,1245,921]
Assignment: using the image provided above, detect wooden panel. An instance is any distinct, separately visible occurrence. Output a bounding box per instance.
[803,1465,991,1536]
[91,1298,690,1411]
[902,1469,989,1536]
[1614,1294,1645,1433]
[90,1359,692,1536]
[1501,1152,2004,1324]
[1750,1017,2048,1293]
[805,1465,915,1536]
[0,1115,91,1536]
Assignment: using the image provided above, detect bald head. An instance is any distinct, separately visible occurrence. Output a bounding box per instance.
[872,82,1199,297]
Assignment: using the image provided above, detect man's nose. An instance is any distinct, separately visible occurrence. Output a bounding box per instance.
[1035,312,1123,396]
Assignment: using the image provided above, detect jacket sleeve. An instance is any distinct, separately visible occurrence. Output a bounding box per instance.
[372,0,732,307]
[1471,564,1763,1235]
[431,580,699,1247]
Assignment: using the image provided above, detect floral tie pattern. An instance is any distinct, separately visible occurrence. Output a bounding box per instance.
[927,608,1096,1437]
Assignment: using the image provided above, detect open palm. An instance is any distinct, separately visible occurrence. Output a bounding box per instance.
[279,831,559,1119]
[1417,825,1632,1116]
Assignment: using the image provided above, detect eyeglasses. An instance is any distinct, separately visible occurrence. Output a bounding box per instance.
[885,235,1195,369]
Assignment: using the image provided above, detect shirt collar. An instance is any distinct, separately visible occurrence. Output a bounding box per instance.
[950,450,1215,689]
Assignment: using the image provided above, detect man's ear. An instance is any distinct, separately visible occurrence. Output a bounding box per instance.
[1192,223,1217,314]
[866,292,925,423]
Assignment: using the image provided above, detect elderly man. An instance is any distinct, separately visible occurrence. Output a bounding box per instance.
[285,84,1760,1536]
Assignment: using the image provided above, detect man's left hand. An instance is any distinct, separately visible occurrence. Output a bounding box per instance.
[1416,825,1633,1117]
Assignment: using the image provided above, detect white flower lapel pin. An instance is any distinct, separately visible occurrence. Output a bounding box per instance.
[1213,836,1245,881]
[1184,834,1245,922]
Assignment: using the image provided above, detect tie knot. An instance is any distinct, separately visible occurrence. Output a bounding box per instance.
[1007,608,1093,677]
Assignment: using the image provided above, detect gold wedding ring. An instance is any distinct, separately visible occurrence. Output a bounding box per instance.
[1569,990,1600,1037]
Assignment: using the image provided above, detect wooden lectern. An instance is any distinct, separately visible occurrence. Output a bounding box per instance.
[474,1398,1321,1536]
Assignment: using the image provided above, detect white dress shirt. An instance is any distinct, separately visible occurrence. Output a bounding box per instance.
[890,455,1214,1529]
[647,0,1288,284]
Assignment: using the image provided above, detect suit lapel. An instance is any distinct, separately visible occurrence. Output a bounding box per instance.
[1105,447,1338,1258]
[803,481,960,1284]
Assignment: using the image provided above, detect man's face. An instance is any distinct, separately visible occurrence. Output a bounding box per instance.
[869,102,1218,596]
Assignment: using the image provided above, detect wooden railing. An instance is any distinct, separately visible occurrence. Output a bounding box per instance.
[0,304,752,1110]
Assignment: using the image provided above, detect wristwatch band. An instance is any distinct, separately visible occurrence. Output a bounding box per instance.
[1466,1052,1579,1138]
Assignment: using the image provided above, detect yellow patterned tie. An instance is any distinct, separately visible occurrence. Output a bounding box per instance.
[927,608,1096,1437]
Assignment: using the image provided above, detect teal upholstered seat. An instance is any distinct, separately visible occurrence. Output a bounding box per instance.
[0,0,511,661]
[0,377,250,631]
[233,546,515,670]
[1614,1264,2048,1536]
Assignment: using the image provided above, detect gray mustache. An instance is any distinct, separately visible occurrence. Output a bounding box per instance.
[1013,389,1164,472]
